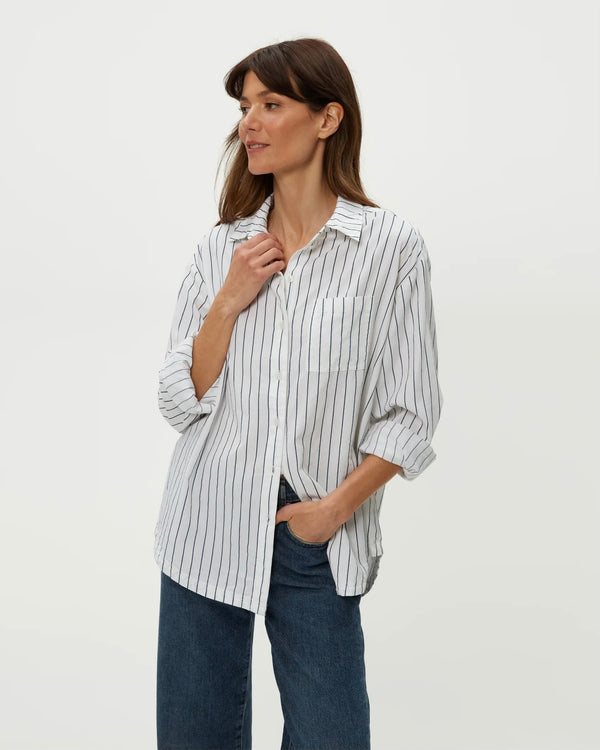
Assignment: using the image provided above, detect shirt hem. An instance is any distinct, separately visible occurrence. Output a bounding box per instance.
[332,552,382,598]
[154,545,266,616]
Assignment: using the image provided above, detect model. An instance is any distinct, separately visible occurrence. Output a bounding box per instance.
[155,37,442,750]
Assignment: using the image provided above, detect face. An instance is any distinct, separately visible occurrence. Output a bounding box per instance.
[237,70,327,178]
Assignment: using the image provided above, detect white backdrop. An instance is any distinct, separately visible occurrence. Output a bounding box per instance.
[1,1,598,749]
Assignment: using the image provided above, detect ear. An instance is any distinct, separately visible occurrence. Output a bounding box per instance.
[317,102,344,140]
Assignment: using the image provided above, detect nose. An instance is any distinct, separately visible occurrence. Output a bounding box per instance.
[242,104,261,132]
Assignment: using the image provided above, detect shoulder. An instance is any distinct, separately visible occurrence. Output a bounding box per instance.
[198,221,238,251]
[192,220,238,268]
[362,204,421,243]
[360,204,429,277]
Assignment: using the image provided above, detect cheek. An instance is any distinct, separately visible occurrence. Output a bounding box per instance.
[279,118,314,146]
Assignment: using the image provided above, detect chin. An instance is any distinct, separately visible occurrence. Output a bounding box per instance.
[247,166,274,176]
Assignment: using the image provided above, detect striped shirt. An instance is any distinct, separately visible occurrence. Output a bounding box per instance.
[154,192,442,616]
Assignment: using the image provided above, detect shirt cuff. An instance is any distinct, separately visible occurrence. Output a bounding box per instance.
[159,335,222,419]
[358,420,437,480]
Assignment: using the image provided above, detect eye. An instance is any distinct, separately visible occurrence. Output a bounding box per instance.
[238,102,280,116]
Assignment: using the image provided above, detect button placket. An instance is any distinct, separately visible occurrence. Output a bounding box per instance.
[271,272,290,487]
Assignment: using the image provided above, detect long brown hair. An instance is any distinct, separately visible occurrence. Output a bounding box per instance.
[215,38,378,225]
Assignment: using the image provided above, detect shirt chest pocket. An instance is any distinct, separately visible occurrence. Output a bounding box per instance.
[307,295,373,372]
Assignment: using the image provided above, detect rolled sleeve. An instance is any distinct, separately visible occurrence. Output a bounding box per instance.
[157,253,223,433]
[358,231,442,480]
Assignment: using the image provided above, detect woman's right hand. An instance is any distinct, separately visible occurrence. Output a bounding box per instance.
[218,232,286,315]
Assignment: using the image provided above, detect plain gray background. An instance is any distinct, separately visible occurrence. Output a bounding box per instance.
[1,1,598,748]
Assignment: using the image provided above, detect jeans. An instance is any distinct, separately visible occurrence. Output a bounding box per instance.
[157,476,370,750]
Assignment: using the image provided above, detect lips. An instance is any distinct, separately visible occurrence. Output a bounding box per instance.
[246,141,269,150]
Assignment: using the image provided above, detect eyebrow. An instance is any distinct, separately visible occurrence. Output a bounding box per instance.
[239,89,279,102]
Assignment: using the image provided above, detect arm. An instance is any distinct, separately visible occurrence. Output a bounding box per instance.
[190,292,238,401]
[325,454,401,525]
[158,231,284,432]
[356,230,442,480]
[275,454,401,540]
[158,255,238,433]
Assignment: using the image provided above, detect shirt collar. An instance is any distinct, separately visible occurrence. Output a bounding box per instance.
[229,192,364,242]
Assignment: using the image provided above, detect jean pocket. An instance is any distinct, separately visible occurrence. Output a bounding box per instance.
[308,295,372,372]
[283,521,330,548]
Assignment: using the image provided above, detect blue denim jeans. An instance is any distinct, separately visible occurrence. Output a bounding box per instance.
[157,476,370,750]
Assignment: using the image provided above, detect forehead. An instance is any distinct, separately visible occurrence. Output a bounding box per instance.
[237,70,311,114]
[239,70,275,100]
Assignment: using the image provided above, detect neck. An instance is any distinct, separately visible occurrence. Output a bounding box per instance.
[269,170,338,246]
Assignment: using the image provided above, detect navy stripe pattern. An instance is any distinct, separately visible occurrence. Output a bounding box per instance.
[155,193,442,615]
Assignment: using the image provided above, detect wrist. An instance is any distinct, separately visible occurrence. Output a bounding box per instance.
[213,290,240,322]
[321,489,354,527]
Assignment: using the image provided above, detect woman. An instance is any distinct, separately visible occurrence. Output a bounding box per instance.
[155,38,442,750]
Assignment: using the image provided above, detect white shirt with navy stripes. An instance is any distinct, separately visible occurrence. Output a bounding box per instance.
[155,192,442,616]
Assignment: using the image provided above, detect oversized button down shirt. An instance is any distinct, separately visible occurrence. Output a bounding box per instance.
[155,192,442,616]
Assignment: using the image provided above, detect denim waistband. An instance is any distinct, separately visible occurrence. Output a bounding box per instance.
[278,475,302,510]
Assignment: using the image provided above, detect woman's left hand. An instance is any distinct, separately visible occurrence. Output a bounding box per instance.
[275,497,342,544]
